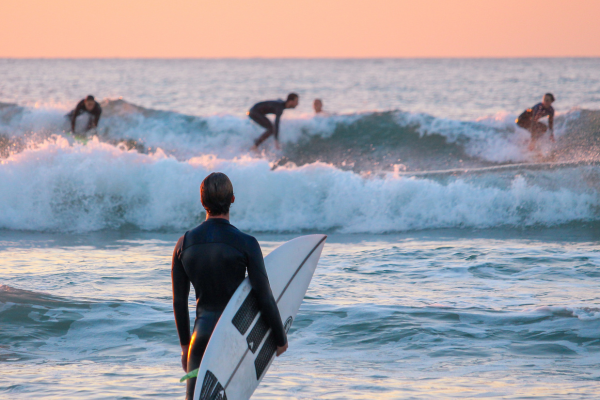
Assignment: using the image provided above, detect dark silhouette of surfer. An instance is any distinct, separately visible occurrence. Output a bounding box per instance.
[67,95,102,134]
[171,172,288,400]
[249,93,299,150]
[516,93,556,151]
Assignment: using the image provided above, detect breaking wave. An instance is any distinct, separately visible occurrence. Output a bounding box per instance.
[1,99,599,233]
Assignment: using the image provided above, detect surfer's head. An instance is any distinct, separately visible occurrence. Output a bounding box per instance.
[84,95,96,111]
[285,93,299,109]
[201,172,235,217]
[313,99,323,113]
[542,93,555,107]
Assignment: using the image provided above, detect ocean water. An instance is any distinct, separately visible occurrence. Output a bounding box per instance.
[1,59,600,399]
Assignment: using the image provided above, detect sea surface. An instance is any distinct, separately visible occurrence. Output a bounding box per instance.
[1,59,599,399]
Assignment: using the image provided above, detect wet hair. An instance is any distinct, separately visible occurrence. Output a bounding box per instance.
[544,93,555,102]
[86,95,95,101]
[200,172,234,216]
[286,93,299,102]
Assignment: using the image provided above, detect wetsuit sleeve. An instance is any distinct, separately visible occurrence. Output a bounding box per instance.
[549,109,554,131]
[172,235,191,347]
[92,104,102,127]
[71,100,84,131]
[246,237,287,347]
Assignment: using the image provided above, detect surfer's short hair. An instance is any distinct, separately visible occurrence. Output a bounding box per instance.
[287,93,299,102]
[86,95,95,101]
[201,172,234,216]
[544,93,555,102]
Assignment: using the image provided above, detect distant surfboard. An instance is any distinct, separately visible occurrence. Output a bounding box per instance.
[399,160,600,179]
[193,234,327,400]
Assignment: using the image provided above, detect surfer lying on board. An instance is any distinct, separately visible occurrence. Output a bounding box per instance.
[67,95,102,135]
[172,172,288,400]
[516,93,555,151]
[249,93,299,151]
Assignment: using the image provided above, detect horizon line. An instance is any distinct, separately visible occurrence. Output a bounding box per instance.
[1,56,600,61]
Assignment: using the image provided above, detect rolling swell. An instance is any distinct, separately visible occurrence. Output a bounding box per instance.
[0,285,176,363]
[2,284,598,365]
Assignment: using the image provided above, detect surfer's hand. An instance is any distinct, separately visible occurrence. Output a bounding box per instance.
[276,342,288,357]
[181,346,189,372]
[274,140,281,150]
[550,134,555,143]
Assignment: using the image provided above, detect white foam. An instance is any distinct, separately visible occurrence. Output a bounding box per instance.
[1,138,598,232]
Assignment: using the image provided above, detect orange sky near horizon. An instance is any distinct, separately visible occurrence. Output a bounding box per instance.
[1,0,599,58]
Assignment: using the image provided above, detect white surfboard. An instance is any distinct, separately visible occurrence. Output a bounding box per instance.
[193,234,327,400]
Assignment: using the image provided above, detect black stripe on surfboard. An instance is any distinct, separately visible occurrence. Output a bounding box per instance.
[199,370,227,400]
[253,316,294,380]
[223,236,327,390]
[246,316,269,353]
[231,290,260,335]
[276,235,327,303]
[254,332,277,380]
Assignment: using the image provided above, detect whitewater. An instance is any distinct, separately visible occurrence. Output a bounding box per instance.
[1,59,600,399]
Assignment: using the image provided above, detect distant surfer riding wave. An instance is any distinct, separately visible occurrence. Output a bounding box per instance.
[66,95,102,136]
[249,93,299,151]
[516,93,556,151]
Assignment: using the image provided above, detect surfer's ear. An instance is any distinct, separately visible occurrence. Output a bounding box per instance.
[231,195,235,204]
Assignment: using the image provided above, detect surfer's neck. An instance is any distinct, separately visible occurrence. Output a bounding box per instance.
[206,213,230,221]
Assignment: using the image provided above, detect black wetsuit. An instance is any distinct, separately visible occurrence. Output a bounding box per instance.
[68,100,102,132]
[171,218,287,400]
[248,100,286,146]
[516,102,554,139]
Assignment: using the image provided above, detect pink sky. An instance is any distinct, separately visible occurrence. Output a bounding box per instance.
[1,0,599,58]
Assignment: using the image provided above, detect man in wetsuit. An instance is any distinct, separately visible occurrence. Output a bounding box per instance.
[171,172,288,400]
[516,93,555,150]
[249,93,299,151]
[68,95,102,134]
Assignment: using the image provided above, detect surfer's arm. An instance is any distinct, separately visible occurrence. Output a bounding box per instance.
[246,238,288,347]
[71,101,84,132]
[92,107,102,128]
[172,235,191,347]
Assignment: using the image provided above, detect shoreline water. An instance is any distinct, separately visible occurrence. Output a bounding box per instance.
[2,228,599,399]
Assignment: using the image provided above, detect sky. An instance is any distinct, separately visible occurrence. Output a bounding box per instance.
[1,0,599,58]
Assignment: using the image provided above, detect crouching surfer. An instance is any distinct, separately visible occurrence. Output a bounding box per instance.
[248,93,299,151]
[516,93,555,151]
[67,95,102,137]
[171,172,288,400]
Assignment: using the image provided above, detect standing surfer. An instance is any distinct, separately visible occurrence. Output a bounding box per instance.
[249,93,299,151]
[67,95,102,135]
[171,172,288,400]
[516,93,556,151]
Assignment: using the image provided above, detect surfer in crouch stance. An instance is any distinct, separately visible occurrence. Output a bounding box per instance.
[67,95,102,134]
[249,93,299,151]
[516,93,555,151]
[172,172,288,400]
